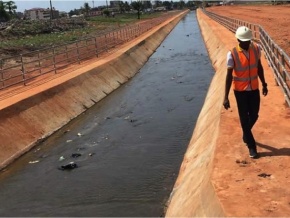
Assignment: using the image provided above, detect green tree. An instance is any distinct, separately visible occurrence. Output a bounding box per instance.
[131,0,143,19]
[118,1,125,13]
[103,9,110,17]
[124,1,131,12]
[187,0,198,9]
[4,0,17,16]
[68,9,80,17]
[178,0,185,9]
[162,1,171,10]
[155,1,163,7]
[0,1,9,21]
[68,9,74,17]
[143,0,152,9]
[83,2,91,17]
[172,1,179,9]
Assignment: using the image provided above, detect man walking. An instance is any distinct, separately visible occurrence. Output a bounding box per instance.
[223,26,268,158]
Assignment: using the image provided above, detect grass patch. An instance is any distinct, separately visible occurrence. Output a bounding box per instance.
[88,12,162,23]
[0,12,166,57]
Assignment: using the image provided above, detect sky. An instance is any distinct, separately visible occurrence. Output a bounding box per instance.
[13,0,192,13]
[14,0,109,13]
[11,0,274,12]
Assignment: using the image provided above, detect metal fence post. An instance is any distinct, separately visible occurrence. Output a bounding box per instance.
[76,42,81,64]
[52,46,57,74]
[0,59,3,88]
[38,51,42,74]
[105,34,108,52]
[281,52,286,81]
[65,45,69,63]
[94,37,98,57]
[20,54,26,85]
[85,38,88,59]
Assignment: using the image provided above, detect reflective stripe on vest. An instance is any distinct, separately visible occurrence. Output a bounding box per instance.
[231,43,259,91]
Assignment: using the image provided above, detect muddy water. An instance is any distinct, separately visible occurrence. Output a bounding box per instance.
[0,12,214,217]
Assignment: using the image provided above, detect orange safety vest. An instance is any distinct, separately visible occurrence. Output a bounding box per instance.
[231,43,259,91]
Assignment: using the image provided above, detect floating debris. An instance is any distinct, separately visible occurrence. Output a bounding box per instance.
[59,156,65,161]
[66,140,73,143]
[29,160,39,164]
[184,96,194,102]
[101,134,109,140]
[71,153,81,158]
[59,162,78,170]
[89,153,95,157]
[33,148,41,153]
[77,133,82,137]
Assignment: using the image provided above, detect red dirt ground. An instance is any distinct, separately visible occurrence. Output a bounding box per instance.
[207,4,290,58]
[206,5,290,217]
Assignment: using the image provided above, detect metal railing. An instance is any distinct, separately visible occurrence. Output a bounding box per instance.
[203,9,290,106]
[0,12,179,91]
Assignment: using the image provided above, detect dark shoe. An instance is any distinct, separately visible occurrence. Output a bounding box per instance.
[248,147,258,159]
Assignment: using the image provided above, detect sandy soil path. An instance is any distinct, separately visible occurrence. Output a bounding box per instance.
[207,4,290,57]
[204,5,290,216]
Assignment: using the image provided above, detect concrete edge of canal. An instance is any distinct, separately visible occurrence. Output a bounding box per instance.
[0,11,188,170]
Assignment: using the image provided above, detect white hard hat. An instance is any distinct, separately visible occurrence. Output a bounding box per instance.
[235,26,253,41]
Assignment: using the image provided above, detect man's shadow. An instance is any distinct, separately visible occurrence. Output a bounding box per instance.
[257,142,290,157]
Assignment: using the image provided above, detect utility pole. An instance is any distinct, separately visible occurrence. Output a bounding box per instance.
[92,0,94,8]
[106,0,108,10]
[50,0,53,20]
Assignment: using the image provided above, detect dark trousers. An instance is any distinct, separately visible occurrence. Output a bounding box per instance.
[234,89,260,148]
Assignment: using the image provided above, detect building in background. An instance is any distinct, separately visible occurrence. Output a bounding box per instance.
[16,12,24,19]
[89,7,103,16]
[24,8,59,20]
[109,1,119,8]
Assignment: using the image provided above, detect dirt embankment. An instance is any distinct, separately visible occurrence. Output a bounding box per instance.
[204,6,290,217]
[207,4,290,57]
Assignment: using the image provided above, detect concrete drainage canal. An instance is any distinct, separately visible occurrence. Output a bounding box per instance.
[0,12,215,217]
